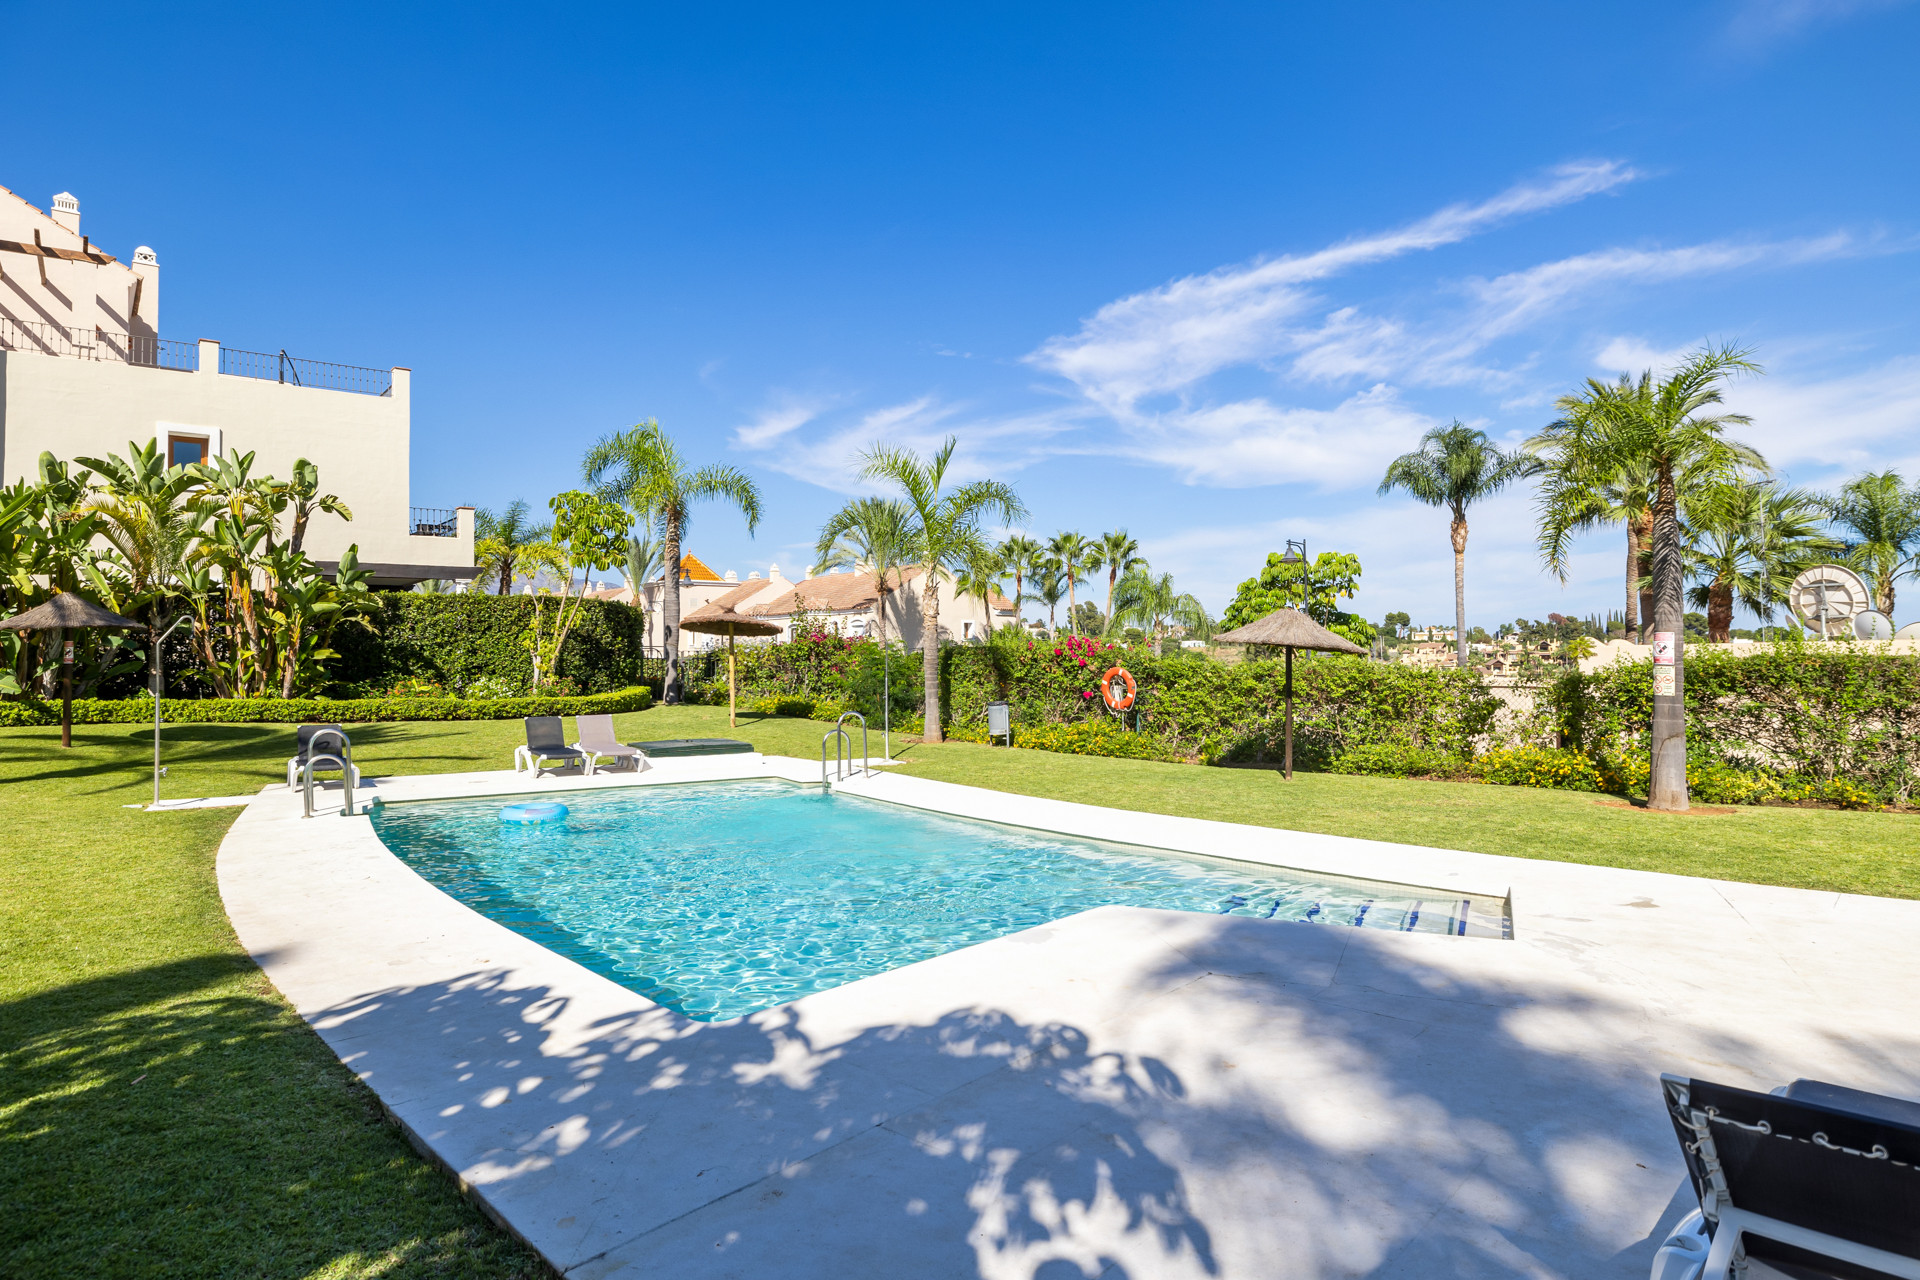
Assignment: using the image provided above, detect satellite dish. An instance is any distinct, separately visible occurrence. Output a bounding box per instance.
[1897,622,1920,642]
[1789,565,1871,638]
[1854,610,1894,641]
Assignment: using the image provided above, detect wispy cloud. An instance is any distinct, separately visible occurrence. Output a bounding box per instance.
[1725,0,1912,48]
[735,394,1080,492]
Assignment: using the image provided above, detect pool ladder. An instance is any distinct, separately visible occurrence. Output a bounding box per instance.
[301,752,356,818]
[821,711,872,784]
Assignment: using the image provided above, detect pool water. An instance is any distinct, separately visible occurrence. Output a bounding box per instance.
[373,780,1491,1021]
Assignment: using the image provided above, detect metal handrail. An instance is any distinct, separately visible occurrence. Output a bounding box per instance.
[821,726,853,784]
[836,710,871,777]
[301,752,355,818]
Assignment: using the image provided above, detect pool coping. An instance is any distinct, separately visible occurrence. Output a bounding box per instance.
[216,755,1920,1278]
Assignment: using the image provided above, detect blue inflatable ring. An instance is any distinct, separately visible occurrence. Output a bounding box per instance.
[499,801,569,824]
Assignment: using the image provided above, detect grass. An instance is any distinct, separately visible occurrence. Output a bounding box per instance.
[4,704,1916,1275]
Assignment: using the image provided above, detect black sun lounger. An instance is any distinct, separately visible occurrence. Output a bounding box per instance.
[515,716,594,777]
[1652,1073,1920,1280]
[623,738,755,758]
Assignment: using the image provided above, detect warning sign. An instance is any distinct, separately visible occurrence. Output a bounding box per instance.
[1651,632,1676,666]
[1654,667,1676,697]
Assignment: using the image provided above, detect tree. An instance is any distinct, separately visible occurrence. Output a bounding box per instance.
[1532,344,1764,811]
[1110,569,1210,645]
[1824,469,1920,617]
[1529,450,1657,642]
[955,543,1009,639]
[1382,610,1410,640]
[815,496,915,646]
[1685,482,1837,641]
[273,458,352,555]
[1093,529,1147,629]
[857,436,1026,742]
[582,419,763,703]
[473,500,550,595]
[1378,420,1536,668]
[1032,557,1067,632]
[997,535,1044,627]
[1046,532,1092,634]
[523,491,631,693]
[622,530,661,597]
[1222,550,1363,628]
[1070,600,1104,637]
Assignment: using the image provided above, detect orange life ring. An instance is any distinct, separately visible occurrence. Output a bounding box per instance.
[1101,665,1137,712]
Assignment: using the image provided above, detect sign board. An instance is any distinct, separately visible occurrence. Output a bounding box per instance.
[62,640,74,665]
[1651,632,1675,666]
[1653,667,1676,697]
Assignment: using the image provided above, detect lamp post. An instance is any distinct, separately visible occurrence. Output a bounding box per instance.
[1280,540,1312,616]
[151,613,191,807]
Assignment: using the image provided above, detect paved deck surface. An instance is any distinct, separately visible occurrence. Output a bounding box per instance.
[216,757,1920,1278]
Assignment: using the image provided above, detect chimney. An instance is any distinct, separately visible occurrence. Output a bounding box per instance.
[50,192,80,236]
[130,246,160,332]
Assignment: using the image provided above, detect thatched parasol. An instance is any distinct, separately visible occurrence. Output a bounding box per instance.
[1211,607,1365,780]
[678,605,781,728]
[0,592,144,748]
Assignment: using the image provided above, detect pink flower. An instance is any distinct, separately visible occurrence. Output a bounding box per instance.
[1078,658,1087,667]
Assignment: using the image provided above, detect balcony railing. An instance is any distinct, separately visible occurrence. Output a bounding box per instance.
[220,346,393,396]
[410,507,459,538]
[0,315,391,394]
[0,316,197,370]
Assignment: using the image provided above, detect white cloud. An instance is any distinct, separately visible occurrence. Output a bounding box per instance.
[732,396,830,449]
[740,394,1083,493]
[1726,0,1911,46]
[1723,354,1920,475]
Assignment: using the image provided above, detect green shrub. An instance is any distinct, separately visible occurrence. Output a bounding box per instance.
[1471,745,1605,792]
[329,593,646,696]
[0,686,651,727]
[1329,743,1471,779]
[747,696,819,718]
[947,717,1181,762]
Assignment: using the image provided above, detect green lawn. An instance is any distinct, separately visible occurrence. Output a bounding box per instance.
[4,705,1916,1276]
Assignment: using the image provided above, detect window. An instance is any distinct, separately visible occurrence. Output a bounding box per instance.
[168,435,208,467]
[962,621,974,640]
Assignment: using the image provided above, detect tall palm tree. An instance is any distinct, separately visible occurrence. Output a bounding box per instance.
[1824,469,1920,617]
[1685,482,1836,641]
[1046,531,1092,634]
[1529,452,1657,642]
[473,500,550,596]
[858,436,1026,741]
[1094,529,1148,628]
[1531,344,1764,811]
[1110,569,1210,646]
[997,534,1044,627]
[954,543,1007,639]
[1033,558,1067,633]
[622,530,662,598]
[1378,420,1536,668]
[815,496,915,646]
[583,419,763,703]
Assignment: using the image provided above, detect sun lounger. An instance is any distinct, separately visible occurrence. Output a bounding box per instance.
[286,724,359,790]
[624,737,755,758]
[514,716,595,777]
[1651,1073,1920,1280]
[573,714,646,772]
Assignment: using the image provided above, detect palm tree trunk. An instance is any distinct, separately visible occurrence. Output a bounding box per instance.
[1623,523,1641,642]
[1708,581,1733,644]
[921,578,942,743]
[1450,514,1468,669]
[1065,562,1077,635]
[1632,511,1654,644]
[497,555,512,596]
[662,516,683,704]
[1648,466,1689,812]
[1106,568,1117,629]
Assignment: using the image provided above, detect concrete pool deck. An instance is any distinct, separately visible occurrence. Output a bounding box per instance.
[217,757,1920,1278]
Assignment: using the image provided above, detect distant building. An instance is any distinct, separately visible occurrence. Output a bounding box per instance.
[0,182,472,586]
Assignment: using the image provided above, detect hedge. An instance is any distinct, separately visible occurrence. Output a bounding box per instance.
[329,593,648,696]
[0,685,652,728]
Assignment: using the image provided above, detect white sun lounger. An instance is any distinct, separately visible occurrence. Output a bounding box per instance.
[572,714,646,772]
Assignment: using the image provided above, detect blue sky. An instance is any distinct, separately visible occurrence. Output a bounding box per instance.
[8,1,1919,626]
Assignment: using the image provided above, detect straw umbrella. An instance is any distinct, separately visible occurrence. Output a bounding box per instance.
[677,605,781,728]
[0,592,144,748]
[1211,607,1365,780]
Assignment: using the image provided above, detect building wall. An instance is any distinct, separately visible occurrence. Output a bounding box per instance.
[0,186,155,343]
[0,344,471,579]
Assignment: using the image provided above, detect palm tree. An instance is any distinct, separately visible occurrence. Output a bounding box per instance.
[622,530,662,598]
[473,500,550,595]
[1110,569,1210,646]
[857,436,1026,742]
[1824,470,1920,617]
[1033,557,1067,633]
[1094,529,1148,629]
[582,419,763,703]
[997,534,1044,627]
[954,543,1007,639]
[76,441,206,698]
[1046,532,1092,634]
[815,496,915,646]
[1531,344,1764,811]
[1530,452,1657,642]
[1685,482,1836,640]
[1378,420,1536,669]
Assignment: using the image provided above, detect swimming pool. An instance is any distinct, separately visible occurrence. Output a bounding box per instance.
[372,779,1503,1021]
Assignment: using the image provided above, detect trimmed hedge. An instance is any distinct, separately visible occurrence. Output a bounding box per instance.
[945,717,1182,762]
[329,593,647,696]
[0,685,651,727]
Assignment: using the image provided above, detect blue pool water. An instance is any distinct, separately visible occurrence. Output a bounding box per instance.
[373,780,1482,1021]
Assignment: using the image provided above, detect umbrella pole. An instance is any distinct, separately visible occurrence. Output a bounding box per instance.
[728,631,737,729]
[1283,645,1294,781]
[60,626,72,749]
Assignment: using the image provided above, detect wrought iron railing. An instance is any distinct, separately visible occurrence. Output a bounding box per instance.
[0,316,196,370]
[410,507,459,538]
[219,346,392,396]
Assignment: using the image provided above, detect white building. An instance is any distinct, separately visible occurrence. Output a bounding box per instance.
[0,183,473,587]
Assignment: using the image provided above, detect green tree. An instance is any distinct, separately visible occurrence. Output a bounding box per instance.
[272,457,353,555]
[1529,449,1657,643]
[1824,469,1920,617]
[473,500,550,596]
[1222,550,1364,629]
[1378,420,1536,667]
[1046,531,1093,634]
[1110,569,1210,645]
[997,534,1045,627]
[1382,610,1410,640]
[1032,557,1067,632]
[1092,529,1147,630]
[857,436,1026,741]
[1532,344,1764,811]
[582,419,763,703]
[815,496,915,646]
[955,543,1009,639]
[524,491,632,693]
[1685,482,1837,641]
